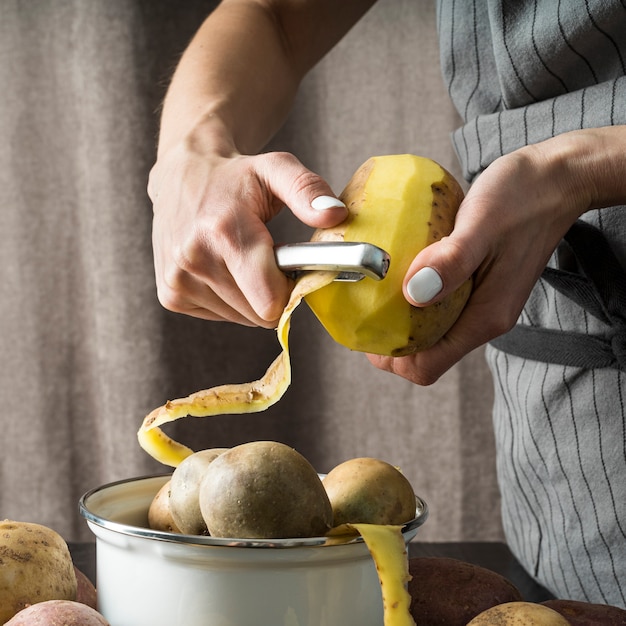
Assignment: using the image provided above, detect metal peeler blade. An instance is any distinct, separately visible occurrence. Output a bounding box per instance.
[274,241,390,282]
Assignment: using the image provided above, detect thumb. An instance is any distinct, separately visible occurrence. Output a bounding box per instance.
[257,152,348,228]
[403,234,480,306]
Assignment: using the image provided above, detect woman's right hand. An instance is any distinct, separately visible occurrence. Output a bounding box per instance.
[148,146,348,328]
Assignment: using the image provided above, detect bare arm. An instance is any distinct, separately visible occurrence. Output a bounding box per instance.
[157,0,377,156]
[149,0,377,327]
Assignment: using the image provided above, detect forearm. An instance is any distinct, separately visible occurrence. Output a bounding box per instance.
[522,125,626,219]
[157,0,376,157]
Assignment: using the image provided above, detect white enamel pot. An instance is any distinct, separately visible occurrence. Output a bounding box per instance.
[79,474,428,626]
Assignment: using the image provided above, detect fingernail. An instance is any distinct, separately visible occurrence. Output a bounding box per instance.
[311,195,346,211]
[407,267,443,303]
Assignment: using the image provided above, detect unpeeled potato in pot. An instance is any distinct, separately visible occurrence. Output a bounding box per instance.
[305,154,472,356]
[168,448,228,534]
[147,479,182,533]
[74,565,98,610]
[199,441,333,539]
[0,520,78,624]
[322,457,416,526]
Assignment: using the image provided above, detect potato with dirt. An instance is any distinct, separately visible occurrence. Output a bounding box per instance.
[168,448,228,534]
[467,601,571,625]
[0,520,77,624]
[199,441,333,539]
[4,600,109,625]
[322,457,416,526]
[407,557,523,625]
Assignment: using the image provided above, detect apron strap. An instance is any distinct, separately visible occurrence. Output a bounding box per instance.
[490,220,626,370]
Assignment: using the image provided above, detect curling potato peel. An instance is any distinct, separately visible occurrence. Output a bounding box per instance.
[137,271,337,466]
[138,154,470,467]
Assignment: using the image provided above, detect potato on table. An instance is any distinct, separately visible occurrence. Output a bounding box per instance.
[408,557,523,625]
[542,598,626,625]
[74,565,98,609]
[4,599,109,625]
[467,601,571,625]
[0,520,77,624]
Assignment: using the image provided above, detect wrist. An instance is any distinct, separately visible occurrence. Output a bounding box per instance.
[158,108,239,160]
[149,112,238,204]
[527,126,626,218]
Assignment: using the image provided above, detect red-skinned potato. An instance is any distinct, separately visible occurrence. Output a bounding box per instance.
[4,600,109,625]
[74,566,97,610]
[408,557,523,625]
[542,598,626,625]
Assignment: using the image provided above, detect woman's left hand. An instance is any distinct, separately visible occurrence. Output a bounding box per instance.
[368,127,626,385]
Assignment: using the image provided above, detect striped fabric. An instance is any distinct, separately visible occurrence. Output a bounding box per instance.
[436,0,626,606]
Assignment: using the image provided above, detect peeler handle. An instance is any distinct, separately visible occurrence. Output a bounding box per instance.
[274,241,390,282]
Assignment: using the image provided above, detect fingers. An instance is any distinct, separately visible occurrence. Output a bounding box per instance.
[154,212,290,327]
[151,151,347,327]
[256,152,348,227]
[403,229,483,306]
[379,152,560,384]
[367,285,515,386]
[156,254,272,327]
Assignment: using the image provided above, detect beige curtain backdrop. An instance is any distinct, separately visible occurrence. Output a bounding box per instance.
[0,0,503,543]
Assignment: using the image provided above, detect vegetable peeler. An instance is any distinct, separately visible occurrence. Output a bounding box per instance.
[274,241,390,282]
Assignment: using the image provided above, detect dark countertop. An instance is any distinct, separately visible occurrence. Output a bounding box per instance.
[69,540,553,603]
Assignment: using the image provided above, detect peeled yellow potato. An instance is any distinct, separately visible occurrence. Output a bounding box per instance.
[305,154,472,356]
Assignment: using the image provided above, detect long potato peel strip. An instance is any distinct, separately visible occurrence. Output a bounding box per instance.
[349,523,415,626]
[327,523,415,626]
[137,271,337,467]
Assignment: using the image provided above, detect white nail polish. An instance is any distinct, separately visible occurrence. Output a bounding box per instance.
[407,267,443,303]
[311,195,346,211]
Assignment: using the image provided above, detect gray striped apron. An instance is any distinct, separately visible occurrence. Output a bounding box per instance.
[491,220,626,371]
[437,0,626,606]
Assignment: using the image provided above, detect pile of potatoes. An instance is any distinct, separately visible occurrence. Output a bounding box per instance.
[147,441,626,625]
[0,519,108,625]
[4,442,625,625]
[148,441,418,539]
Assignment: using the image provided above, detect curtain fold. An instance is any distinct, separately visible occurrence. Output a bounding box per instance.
[0,0,502,542]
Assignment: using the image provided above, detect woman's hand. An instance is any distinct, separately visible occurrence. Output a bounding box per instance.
[369,127,626,385]
[146,0,376,328]
[149,146,347,328]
